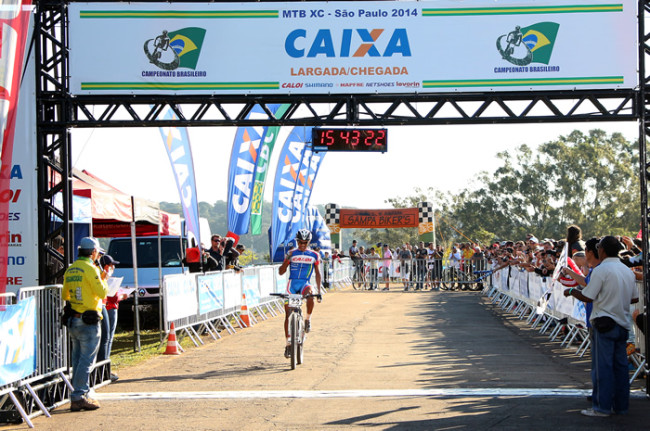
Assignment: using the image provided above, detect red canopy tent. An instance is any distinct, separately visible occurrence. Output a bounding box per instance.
[72,169,181,237]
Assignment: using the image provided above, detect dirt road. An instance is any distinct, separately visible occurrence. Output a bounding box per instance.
[5,289,649,430]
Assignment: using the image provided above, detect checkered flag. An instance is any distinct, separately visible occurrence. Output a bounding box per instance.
[418,201,433,223]
[325,204,340,225]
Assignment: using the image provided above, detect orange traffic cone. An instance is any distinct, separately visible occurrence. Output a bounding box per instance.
[164,322,181,355]
[240,293,251,327]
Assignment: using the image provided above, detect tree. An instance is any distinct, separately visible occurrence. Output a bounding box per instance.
[389,129,641,244]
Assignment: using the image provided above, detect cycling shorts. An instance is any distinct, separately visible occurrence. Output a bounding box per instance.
[286,279,311,295]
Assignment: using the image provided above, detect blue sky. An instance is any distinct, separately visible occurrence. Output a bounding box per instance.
[71,121,638,210]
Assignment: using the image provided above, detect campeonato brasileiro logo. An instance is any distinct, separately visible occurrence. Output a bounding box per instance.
[496,22,559,66]
[143,27,207,74]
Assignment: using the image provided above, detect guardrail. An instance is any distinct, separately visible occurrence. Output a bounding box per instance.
[0,285,113,427]
[483,266,646,383]
[347,257,488,290]
[162,259,355,345]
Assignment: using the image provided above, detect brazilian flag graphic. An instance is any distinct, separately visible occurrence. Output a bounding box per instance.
[168,27,206,70]
[521,22,559,65]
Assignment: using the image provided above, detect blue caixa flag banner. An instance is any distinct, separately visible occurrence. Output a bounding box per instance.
[158,107,201,247]
[269,127,326,262]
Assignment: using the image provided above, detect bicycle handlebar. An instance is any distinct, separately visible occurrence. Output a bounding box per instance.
[271,292,323,300]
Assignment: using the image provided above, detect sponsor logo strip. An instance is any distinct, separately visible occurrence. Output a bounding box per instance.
[422,4,623,16]
[81,82,279,90]
[79,10,279,18]
[422,76,624,88]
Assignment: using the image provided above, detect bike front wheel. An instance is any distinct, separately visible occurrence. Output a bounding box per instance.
[297,320,304,365]
[290,312,299,370]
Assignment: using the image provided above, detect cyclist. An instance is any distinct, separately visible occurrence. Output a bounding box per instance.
[278,229,322,358]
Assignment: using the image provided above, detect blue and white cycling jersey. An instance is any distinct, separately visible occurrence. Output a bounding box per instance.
[286,248,320,294]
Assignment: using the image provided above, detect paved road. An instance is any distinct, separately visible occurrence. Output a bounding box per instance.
[6,289,649,430]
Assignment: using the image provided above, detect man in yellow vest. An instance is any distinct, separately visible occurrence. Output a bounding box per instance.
[62,237,108,411]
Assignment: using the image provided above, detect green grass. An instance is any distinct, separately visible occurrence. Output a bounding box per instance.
[109,329,196,370]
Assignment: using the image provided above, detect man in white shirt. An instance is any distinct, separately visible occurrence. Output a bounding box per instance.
[564,236,638,417]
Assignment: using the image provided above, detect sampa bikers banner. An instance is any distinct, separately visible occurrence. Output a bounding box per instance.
[68,1,637,95]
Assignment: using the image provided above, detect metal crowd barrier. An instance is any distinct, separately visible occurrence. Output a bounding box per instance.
[348,257,489,291]
[483,265,647,384]
[162,260,356,346]
[0,285,110,428]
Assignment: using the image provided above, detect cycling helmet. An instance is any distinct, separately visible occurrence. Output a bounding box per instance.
[296,229,312,242]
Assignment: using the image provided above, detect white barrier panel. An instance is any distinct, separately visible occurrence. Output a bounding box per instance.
[164,274,198,321]
[492,269,502,291]
[517,270,529,298]
[259,267,275,297]
[223,271,242,309]
[275,271,288,293]
[550,279,575,316]
[528,275,545,303]
[242,273,260,307]
[197,273,225,315]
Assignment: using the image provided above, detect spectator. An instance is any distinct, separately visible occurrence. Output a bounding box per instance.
[381,244,393,290]
[367,247,379,290]
[62,237,108,411]
[564,236,638,417]
[349,240,362,288]
[399,244,412,290]
[414,242,428,290]
[566,224,586,258]
[205,234,224,271]
[96,254,124,383]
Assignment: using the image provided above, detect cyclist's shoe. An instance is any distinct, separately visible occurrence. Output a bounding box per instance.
[305,319,311,333]
[284,345,291,358]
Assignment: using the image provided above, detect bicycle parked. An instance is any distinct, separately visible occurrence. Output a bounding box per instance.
[271,292,322,370]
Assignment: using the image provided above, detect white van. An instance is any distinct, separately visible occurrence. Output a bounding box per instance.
[107,217,212,304]
[107,235,188,303]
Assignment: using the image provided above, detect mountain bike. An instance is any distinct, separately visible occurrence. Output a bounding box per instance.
[271,292,322,370]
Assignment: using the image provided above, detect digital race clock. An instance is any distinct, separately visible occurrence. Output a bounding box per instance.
[312,128,387,152]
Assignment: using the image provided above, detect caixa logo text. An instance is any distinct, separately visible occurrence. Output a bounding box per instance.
[285,28,411,58]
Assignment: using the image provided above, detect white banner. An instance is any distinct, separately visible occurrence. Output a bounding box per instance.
[163,274,198,321]
[222,270,241,310]
[258,266,275,298]
[68,1,637,95]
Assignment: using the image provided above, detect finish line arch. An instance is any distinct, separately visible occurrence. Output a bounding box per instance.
[24,0,650,399]
[324,203,435,250]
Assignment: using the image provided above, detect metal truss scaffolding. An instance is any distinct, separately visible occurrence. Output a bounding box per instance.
[34,0,650,400]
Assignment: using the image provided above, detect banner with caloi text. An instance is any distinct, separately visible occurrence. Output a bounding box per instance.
[0,1,33,295]
[339,208,419,229]
[158,107,202,248]
[0,296,36,386]
[68,1,637,95]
